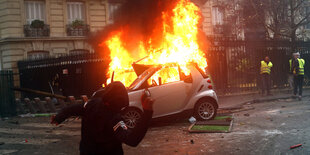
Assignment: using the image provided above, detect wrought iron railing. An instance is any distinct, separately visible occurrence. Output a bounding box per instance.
[66,24,90,36]
[213,25,224,34]
[24,24,50,37]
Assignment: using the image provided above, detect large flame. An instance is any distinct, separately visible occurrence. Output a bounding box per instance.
[100,0,207,87]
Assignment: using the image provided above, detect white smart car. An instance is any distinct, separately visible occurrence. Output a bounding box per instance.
[121,63,218,128]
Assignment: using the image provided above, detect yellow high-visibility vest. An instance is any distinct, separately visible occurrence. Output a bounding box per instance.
[297,58,305,75]
[260,60,273,74]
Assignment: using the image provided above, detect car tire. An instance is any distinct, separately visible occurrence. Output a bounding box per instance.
[121,107,143,129]
[194,99,217,121]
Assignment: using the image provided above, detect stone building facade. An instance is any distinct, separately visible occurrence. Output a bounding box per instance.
[0,0,114,87]
[0,0,219,87]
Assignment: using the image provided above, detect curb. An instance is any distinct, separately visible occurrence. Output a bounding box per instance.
[217,87,310,98]
[251,94,310,104]
[220,94,310,111]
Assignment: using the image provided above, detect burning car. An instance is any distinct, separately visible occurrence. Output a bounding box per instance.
[95,0,217,128]
[121,63,218,128]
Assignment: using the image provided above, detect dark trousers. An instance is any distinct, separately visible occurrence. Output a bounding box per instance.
[293,75,304,96]
[261,73,271,94]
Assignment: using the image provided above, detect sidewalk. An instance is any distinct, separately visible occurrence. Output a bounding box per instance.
[218,88,310,109]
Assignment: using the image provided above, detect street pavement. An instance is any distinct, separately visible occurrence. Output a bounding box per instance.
[218,88,310,109]
[0,90,310,154]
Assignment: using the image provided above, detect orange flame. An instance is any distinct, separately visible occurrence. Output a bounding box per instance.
[101,0,207,87]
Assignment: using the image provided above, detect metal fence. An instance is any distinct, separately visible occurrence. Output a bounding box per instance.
[207,37,310,95]
[0,70,16,117]
[17,39,310,97]
[18,53,108,98]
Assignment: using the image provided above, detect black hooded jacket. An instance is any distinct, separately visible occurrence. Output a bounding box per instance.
[54,82,153,155]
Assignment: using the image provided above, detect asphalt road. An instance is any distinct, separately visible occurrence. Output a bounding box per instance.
[1,96,310,155]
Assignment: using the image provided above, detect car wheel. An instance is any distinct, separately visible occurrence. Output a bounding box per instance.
[121,107,142,129]
[194,100,217,121]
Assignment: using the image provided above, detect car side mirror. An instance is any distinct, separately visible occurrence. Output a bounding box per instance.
[184,76,193,83]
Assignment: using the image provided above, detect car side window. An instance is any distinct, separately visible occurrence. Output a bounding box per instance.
[147,67,180,87]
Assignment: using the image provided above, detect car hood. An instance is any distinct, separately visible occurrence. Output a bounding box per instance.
[132,63,154,76]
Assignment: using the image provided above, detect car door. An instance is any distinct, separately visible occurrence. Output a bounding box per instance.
[147,66,192,117]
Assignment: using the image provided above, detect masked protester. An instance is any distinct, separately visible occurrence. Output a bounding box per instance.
[51,81,154,155]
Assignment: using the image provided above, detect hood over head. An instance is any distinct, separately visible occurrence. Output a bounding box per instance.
[92,81,129,112]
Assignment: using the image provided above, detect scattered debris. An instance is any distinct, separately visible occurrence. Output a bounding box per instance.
[20,113,56,118]
[244,113,250,116]
[264,130,283,136]
[0,142,4,145]
[188,117,196,124]
[190,139,194,144]
[290,144,302,149]
[189,115,234,133]
[8,121,19,124]
[1,117,9,121]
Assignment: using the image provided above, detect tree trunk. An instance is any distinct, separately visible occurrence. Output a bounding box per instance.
[291,28,297,51]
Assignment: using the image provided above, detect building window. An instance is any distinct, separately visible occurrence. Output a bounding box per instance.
[212,6,224,26]
[108,3,122,24]
[67,2,85,24]
[27,51,49,60]
[66,2,89,36]
[25,1,45,24]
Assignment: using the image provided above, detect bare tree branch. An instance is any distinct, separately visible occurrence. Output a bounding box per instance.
[294,13,310,28]
[292,0,306,12]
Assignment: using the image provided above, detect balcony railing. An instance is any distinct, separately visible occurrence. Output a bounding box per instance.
[24,24,50,37]
[213,25,224,34]
[66,24,90,36]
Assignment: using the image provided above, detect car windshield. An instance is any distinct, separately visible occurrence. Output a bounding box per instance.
[128,66,161,90]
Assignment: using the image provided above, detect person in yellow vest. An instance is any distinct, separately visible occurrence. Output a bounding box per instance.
[292,52,305,100]
[288,53,297,91]
[260,56,273,95]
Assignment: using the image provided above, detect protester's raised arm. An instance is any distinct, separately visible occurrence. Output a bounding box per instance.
[51,103,85,125]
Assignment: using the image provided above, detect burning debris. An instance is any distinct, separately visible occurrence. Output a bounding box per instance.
[92,0,208,87]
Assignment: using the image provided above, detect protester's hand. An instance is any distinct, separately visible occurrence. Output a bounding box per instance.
[50,115,59,126]
[141,97,154,111]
